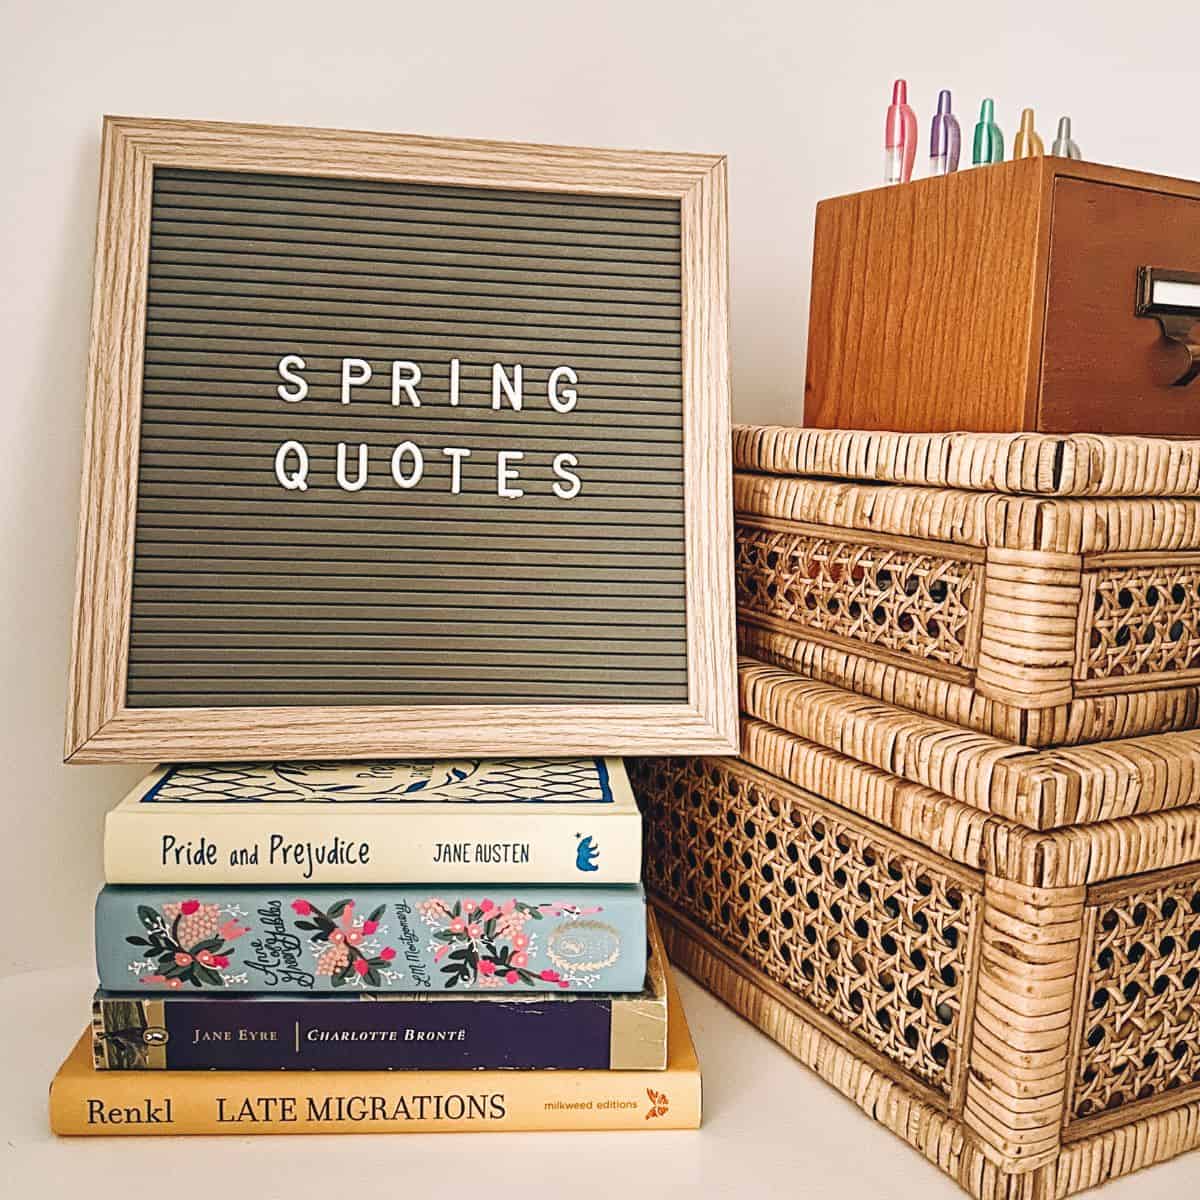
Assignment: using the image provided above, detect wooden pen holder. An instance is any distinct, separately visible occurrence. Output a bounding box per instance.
[803,158,1200,436]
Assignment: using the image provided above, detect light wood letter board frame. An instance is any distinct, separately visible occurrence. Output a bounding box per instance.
[66,116,735,762]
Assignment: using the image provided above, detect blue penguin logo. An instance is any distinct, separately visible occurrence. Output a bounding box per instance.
[575,835,600,872]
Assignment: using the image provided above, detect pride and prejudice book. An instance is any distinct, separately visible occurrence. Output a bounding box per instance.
[96,884,646,994]
[104,758,640,885]
[92,913,670,1071]
[51,970,700,1135]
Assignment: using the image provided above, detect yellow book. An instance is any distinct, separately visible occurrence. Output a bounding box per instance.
[50,969,700,1135]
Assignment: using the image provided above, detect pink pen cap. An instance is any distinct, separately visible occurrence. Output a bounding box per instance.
[884,79,918,185]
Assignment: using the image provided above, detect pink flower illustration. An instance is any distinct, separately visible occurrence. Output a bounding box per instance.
[419,895,568,990]
[291,899,391,986]
[316,944,350,977]
[164,901,222,946]
[291,899,313,916]
[129,900,248,990]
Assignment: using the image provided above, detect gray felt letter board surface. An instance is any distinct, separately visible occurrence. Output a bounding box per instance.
[66,117,735,762]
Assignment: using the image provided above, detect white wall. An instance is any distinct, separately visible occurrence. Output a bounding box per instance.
[1,0,1192,974]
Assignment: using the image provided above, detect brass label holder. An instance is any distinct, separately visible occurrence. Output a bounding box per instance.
[1136,266,1200,387]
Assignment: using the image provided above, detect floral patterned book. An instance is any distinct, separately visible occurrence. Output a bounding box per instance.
[91,913,669,1071]
[95,885,647,994]
[103,759,640,885]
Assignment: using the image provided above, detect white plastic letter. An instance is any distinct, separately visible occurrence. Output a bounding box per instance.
[391,442,425,489]
[441,447,471,495]
[547,366,578,414]
[491,363,523,411]
[551,452,582,500]
[391,361,422,407]
[274,441,309,491]
[497,450,524,499]
[449,357,462,407]
[277,354,308,402]
[336,443,368,492]
[340,358,372,404]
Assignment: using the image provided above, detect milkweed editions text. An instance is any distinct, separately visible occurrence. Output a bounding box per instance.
[271,354,584,500]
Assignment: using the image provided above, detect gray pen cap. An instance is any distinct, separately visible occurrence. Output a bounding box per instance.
[1051,116,1081,159]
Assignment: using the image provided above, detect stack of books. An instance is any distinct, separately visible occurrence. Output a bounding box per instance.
[49,758,701,1134]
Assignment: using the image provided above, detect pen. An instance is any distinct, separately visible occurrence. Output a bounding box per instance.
[884,79,918,184]
[1014,108,1044,158]
[972,98,1004,165]
[1051,116,1081,159]
[929,89,961,176]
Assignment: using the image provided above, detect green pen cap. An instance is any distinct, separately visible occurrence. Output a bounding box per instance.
[972,98,1004,165]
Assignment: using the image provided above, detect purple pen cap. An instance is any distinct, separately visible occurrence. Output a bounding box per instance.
[930,89,961,169]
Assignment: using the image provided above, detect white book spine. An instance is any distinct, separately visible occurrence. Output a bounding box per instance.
[104,810,641,885]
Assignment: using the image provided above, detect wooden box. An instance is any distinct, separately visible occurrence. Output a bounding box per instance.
[630,668,1200,1198]
[804,159,1200,436]
[734,425,1200,748]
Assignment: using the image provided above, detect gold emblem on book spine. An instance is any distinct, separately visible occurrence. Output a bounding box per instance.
[546,920,621,973]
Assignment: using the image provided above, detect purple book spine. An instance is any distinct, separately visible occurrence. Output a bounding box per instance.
[92,992,621,1070]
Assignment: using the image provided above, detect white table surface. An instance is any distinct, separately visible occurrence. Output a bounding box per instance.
[3,966,1196,1199]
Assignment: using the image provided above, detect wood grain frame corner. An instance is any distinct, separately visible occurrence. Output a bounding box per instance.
[65,116,736,763]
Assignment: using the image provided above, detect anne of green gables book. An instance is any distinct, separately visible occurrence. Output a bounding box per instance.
[95,885,646,994]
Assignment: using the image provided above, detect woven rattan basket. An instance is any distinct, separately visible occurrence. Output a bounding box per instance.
[734,426,1200,747]
[630,662,1200,1198]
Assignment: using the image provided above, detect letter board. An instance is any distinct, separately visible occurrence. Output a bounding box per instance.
[66,117,735,761]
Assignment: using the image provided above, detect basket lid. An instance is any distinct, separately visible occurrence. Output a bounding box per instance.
[733,426,1200,498]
